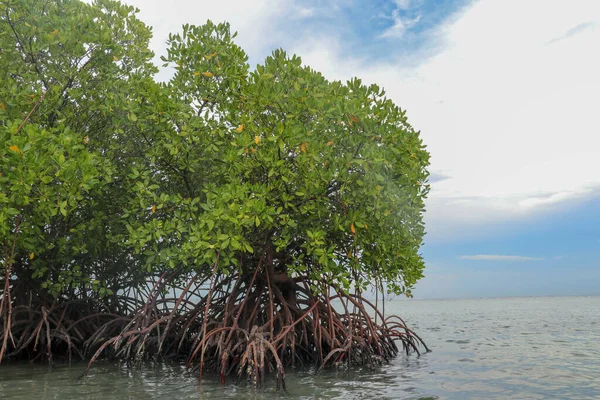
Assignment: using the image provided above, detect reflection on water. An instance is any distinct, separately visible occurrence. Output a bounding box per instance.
[0,296,599,399]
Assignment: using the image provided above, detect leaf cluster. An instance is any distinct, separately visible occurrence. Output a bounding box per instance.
[1,0,430,298]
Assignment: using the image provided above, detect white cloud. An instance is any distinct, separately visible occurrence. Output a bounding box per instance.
[395,0,412,9]
[459,255,544,261]
[518,191,584,209]
[295,7,315,19]
[421,0,600,201]
[380,9,421,38]
[549,21,596,44]
[287,0,600,241]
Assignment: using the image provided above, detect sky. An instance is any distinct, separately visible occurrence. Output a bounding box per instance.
[116,0,600,299]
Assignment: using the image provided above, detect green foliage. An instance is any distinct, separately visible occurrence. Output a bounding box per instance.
[1,0,429,298]
[0,0,155,296]
[124,26,430,295]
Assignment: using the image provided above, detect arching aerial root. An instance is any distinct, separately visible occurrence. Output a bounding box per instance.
[1,267,429,389]
[82,265,430,388]
[0,279,132,364]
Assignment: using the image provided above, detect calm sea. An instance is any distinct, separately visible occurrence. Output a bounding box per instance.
[0,296,598,399]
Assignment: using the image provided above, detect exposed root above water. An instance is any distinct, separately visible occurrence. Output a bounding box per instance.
[82,262,429,388]
[1,264,429,390]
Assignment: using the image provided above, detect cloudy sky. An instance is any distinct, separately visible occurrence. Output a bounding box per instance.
[119,0,599,299]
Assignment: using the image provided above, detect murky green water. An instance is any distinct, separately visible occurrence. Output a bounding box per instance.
[1,296,599,399]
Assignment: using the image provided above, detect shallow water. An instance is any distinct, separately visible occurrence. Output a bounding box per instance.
[1,296,599,399]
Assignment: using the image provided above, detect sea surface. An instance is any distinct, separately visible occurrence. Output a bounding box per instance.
[0,296,598,399]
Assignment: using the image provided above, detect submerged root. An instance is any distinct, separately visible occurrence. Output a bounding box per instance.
[1,266,428,389]
[0,275,148,364]
[0,283,129,364]
[82,264,429,388]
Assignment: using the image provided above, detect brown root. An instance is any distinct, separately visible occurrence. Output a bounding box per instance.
[1,262,428,389]
[80,263,429,389]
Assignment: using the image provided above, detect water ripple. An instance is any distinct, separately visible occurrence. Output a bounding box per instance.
[0,296,599,399]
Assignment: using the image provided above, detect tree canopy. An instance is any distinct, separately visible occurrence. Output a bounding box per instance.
[1,0,159,299]
[1,0,429,300]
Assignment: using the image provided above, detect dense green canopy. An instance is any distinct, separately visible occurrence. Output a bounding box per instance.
[1,0,158,299]
[1,0,429,300]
